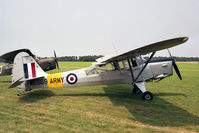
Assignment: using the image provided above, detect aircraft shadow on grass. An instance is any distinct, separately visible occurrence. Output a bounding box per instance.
[19,89,55,102]
[103,85,199,127]
[19,85,199,127]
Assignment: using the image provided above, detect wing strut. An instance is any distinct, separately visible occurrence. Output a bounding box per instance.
[127,59,135,82]
[134,52,156,83]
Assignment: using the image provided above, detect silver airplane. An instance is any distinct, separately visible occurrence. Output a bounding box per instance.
[9,37,188,100]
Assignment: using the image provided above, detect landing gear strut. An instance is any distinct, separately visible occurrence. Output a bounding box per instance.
[132,84,141,94]
[133,82,153,100]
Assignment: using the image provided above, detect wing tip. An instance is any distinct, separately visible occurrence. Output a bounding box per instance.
[182,36,189,43]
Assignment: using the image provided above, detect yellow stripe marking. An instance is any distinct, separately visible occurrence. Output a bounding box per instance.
[47,73,63,88]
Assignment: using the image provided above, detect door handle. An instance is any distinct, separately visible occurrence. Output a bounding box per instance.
[162,64,168,67]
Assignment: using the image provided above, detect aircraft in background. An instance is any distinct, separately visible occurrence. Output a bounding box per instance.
[9,37,188,100]
[0,49,59,76]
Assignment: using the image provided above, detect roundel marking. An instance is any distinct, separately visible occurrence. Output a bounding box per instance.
[66,73,78,84]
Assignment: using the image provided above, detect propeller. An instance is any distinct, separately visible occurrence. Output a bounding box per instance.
[54,50,59,70]
[167,49,182,80]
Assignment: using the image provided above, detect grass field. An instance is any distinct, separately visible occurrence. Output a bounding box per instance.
[0,62,199,133]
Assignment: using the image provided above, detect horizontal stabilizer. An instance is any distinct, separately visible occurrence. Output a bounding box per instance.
[9,77,23,88]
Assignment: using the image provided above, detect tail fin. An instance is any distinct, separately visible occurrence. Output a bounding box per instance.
[10,52,47,88]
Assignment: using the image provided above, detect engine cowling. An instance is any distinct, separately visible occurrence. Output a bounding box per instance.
[37,58,56,72]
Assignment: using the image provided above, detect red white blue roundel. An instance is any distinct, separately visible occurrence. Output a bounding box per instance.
[66,73,78,84]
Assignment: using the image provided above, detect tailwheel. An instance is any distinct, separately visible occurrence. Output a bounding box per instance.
[132,84,141,94]
[17,88,24,96]
[142,91,153,100]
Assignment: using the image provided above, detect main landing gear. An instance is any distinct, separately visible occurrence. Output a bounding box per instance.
[133,82,153,100]
[127,54,155,101]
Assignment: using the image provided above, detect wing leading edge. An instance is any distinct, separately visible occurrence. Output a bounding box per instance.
[97,37,188,63]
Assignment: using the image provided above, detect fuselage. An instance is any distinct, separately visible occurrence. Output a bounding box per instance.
[25,58,174,90]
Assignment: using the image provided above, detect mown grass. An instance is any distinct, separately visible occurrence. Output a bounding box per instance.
[0,62,199,133]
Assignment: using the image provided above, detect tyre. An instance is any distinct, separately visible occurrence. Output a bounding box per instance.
[142,91,153,100]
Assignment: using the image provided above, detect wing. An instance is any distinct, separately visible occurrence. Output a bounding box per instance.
[0,49,35,63]
[97,37,188,63]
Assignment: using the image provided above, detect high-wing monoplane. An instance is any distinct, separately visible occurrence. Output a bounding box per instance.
[9,37,188,100]
[0,49,59,76]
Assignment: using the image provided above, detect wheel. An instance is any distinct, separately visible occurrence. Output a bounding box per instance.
[142,91,153,100]
[132,84,141,94]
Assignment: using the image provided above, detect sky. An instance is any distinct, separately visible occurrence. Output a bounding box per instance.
[0,0,199,57]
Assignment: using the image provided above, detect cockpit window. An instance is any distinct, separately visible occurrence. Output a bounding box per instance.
[119,57,145,68]
[86,63,115,75]
[118,58,138,68]
[118,60,128,69]
[131,58,137,67]
[136,56,145,66]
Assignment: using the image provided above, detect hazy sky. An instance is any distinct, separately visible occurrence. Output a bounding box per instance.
[0,0,199,57]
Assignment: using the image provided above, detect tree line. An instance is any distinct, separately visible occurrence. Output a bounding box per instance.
[58,55,103,62]
[57,56,199,62]
[0,55,199,62]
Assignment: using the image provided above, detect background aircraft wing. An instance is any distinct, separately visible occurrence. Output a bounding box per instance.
[0,49,35,63]
[97,37,188,63]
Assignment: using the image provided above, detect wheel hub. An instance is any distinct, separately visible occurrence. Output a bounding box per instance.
[145,94,151,100]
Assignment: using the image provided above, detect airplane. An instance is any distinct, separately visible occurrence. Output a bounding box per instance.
[0,49,59,76]
[9,37,188,100]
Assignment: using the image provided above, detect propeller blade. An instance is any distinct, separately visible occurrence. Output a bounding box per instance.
[172,60,182,80]
[56,60,59,70]
[54,50,59,70]
[167,49,182,80]
[54,50,57,58]
[167,49,172,57]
